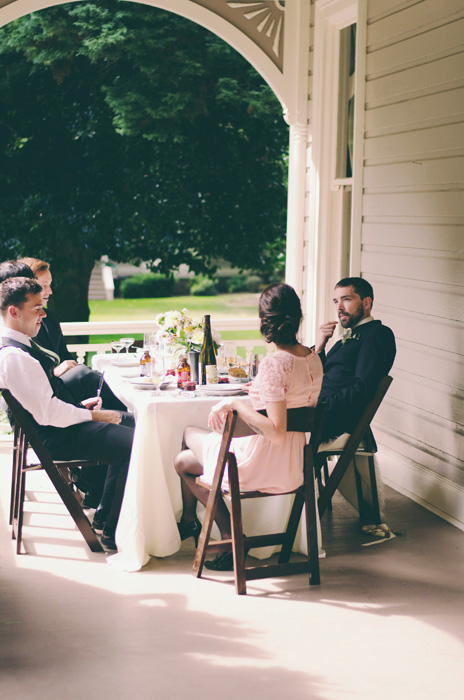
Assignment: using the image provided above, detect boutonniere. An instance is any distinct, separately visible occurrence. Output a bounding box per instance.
[341,329,360,345]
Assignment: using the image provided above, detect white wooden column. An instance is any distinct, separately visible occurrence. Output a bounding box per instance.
[285,123,308,299]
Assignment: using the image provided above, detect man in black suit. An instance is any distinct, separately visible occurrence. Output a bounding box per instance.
[315,277,396,517]
[316,276,396,439]
[18,257,126,411]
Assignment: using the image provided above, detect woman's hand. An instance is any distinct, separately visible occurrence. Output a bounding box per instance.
[82,396,103,411]
[208,398,236,432]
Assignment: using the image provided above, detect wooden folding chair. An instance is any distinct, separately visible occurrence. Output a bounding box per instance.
[193,404,327,595]
[2,389,103,554]
[315,376,393,523]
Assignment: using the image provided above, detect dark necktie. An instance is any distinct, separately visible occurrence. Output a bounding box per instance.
[30,340,60,367]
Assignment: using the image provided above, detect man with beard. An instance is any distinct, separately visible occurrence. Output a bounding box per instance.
[315,277,396,441]
[314,277,396,519]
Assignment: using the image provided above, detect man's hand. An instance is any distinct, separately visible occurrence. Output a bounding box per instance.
[90,410,122,424]
[315,321,338,354]
[53,360,78,377]
[82,396,103,411]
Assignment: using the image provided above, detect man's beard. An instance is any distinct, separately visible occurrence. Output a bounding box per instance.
[339,302,365,329]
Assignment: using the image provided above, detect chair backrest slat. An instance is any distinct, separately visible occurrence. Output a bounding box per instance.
[1,389,55,468]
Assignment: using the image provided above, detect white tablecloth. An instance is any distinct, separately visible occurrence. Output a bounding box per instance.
[93,354,318,571]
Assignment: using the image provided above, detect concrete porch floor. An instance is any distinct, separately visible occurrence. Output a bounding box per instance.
[1,444,463,700]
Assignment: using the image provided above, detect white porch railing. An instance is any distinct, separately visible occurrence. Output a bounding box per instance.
[61,318,265,364]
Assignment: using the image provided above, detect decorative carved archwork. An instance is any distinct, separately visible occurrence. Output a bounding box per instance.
[191,0,285,71]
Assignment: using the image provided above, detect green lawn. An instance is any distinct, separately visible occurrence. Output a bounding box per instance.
[89,293,261,321]
[87,294,265,352]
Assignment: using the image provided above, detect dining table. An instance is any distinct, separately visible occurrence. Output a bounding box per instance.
[92,353,320,572]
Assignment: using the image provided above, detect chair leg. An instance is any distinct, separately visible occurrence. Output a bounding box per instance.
[15,471,26,554]
[227,454,247,595]
[12,433,26,540]
[353,455,365,517]
[9,423,20,526]
[304,445,320,586]
[279,491,304,564]
[367,454,381,524]
[192,467,229,579]
[44,465,103,553]
[323,459,333,511]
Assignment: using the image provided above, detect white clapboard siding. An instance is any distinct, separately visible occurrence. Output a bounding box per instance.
[368,276,464,328]
[364,122,464,159]
[362,222,463,250]
[362,0,464,522]
[364,86,464,132]
[366,52,464,104]
[362,157,464,189]
[375,422,464,486]
[361,247,464,285]
[367,19,464,79]
[367,0,464,47]
[378,307,464,356]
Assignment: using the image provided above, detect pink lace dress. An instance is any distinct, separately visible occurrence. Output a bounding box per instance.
[202,349,323,493]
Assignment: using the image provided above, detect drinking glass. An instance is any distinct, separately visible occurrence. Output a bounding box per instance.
[222,341,237,369]
[149,359,166,395]
[161,342,176,375]
[111,340,125,355]
[120,337,135,354]
[144,332,158,350]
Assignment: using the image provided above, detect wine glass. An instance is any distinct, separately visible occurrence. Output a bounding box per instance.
[149,359,166,396]
[111,340,125,355]
[120,337,135,354]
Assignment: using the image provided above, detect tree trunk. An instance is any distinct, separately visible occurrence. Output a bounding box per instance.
[47,244,95,323]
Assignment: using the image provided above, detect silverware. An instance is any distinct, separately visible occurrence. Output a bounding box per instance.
[96,371,105,397]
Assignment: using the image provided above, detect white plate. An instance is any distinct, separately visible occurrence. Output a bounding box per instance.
[197,385,244,397]
[128,378,155,389]
[119,368,140,378]
[111,356,140,367]
[228,376,249,384]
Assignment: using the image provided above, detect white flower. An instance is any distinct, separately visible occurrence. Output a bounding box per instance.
[154,308,220,355]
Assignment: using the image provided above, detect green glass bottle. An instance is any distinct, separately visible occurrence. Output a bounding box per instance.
[199,315,217,385]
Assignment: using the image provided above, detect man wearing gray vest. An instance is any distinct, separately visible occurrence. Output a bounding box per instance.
[0,276,134,550]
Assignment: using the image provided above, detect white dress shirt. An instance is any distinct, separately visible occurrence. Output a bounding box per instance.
[0,328,91,428]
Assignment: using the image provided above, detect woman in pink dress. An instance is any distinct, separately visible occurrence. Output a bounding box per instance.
[174,283,323,570]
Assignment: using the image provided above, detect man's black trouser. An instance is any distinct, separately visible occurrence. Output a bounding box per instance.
[41,412,135,531]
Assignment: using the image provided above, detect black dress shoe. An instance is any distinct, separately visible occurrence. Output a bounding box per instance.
[82,490,102,509]
[92,507,109,534]
[101,526,117,551]
[204,551,235,571]
[177,518,201,547]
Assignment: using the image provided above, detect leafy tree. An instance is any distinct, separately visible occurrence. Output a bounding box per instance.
[0,1,288,320]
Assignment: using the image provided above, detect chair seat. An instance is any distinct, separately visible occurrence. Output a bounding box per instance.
[197,475,301,498]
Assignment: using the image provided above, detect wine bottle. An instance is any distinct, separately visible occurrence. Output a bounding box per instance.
[140,349,151,377]
[176,355,191,389]
[199,315,217,385]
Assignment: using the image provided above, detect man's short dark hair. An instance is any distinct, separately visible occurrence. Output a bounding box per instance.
[0,260,34,284]
[335,277,374,303]
[0,277,43,313]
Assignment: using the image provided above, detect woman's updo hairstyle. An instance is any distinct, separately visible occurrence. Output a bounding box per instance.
[259,283,302,345]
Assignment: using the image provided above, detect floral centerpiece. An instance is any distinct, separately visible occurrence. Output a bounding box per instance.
[155,308,220,356]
